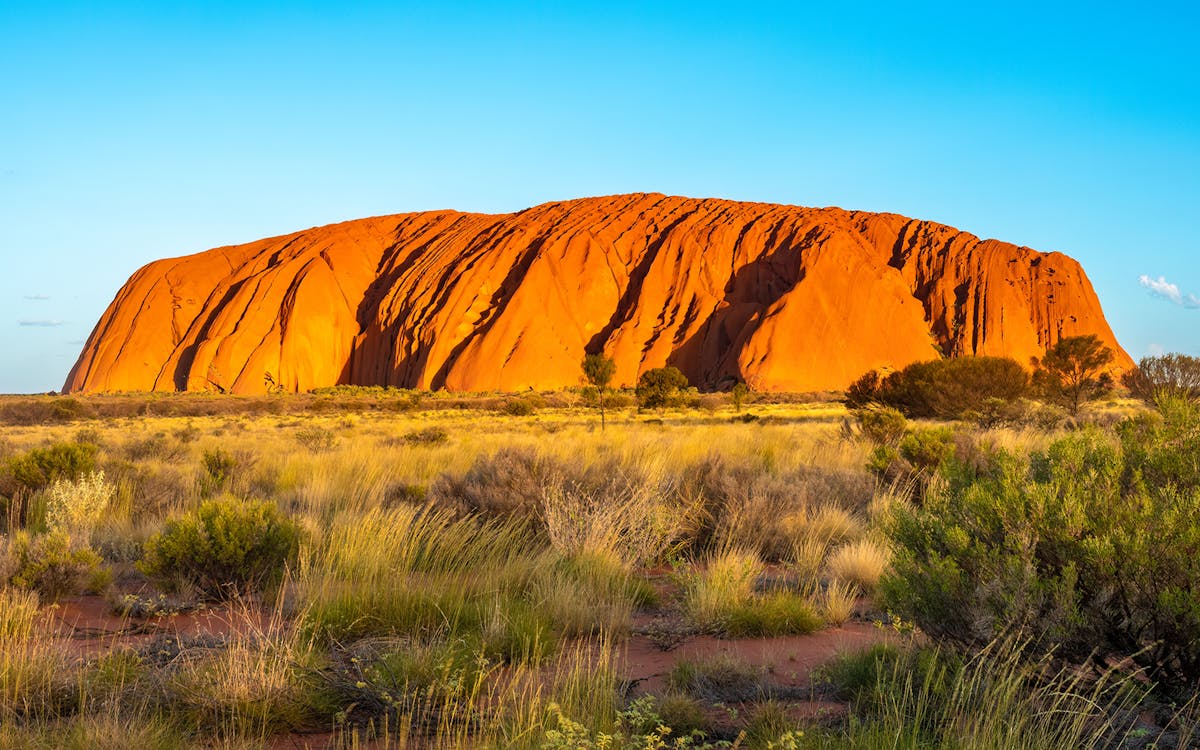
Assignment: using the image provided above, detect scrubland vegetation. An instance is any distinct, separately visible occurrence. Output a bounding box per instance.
[1,350,1200,748]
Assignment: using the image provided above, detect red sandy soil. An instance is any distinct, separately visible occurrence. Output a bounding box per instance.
[40,595,279,659]
[37,592,900,748]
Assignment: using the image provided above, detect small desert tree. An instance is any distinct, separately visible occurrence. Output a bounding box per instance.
[635,366,689,411]
[1122,353,1200,407]
[1033,334,1114,416]
[581,353,617,430]
[730,382,750,413]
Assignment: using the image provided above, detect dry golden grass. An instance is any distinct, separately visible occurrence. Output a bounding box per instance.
[1,391,1133,747]
[684,548,763,631]
[827,538,890,592]
[821,579,860,626]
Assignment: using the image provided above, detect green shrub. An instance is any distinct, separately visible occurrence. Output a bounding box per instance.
[139,497,302,599]
[873,356,1029,419]
[1118,396,1200,496]
[855,406,907,445]
[543,695,721,750]
[867,426,955,484]
[328,636,491,729]
[816,643,904,702]
[1,441,98,496]
[6,530,110,599]
[742,701,801,750]
[294,425,338,452]
[898,427,955,470]
[200,447,236,488]
[396,426,449,445]
[883,410,1200,696]
[845,370,881,409]
[653,693,710,737]
[501,397,537,416]
[635,367,690,410]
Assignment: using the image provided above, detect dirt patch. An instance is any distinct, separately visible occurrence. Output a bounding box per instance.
[40,595,281,660]
[621,619,899,696]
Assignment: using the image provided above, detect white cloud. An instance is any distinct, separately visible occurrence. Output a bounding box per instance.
[1147,343,1166,356]
[1139,274,1200,308]
[23,294,50,300]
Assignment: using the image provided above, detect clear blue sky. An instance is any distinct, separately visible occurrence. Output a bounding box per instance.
[2,1,1198,393]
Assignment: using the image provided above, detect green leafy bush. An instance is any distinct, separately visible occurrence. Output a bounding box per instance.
[5,530,110,599]
[294,425,338,452]
[139,497,302,600]
[855,406,907,446]
[883,406,1200,696]
[201,448,236,487]
[867,426,955,484]
[860,357,1029,419]
[1,441,98,497]
[635,367,690,410]
[844,370,881,409]
[501,397,538,416]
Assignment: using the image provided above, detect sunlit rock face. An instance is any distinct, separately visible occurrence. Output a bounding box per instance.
[64,193,1131,394]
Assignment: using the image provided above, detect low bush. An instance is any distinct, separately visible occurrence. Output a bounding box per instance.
[501,397,538,417]
[139,497,302,600]
[868,425,956,485]
[200,448,236,490]
[543,695,721,750]
[742,701,802,750]
[294,425,338,453]
[167,627,324,736]
[327,636,491,731]
[43,471,113,543]
[853,356,1029,419]
[1,441,98,498]
[4,531,110,599]
[394,425,449,446]
[855,406,906,446]
[653,693,710,738]
[121,434,187,463]
[429,446,553,519]
[883,406,1200,696]
[816,642,906,702]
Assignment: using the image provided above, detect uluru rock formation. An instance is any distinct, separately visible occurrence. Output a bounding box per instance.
[64,194,1132,394]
